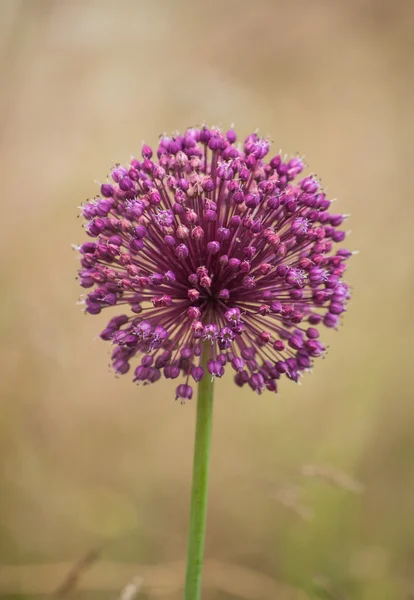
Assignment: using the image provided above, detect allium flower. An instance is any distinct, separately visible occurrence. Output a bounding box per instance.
[77,126,351,401]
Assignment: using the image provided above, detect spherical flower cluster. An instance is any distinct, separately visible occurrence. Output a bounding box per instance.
[77,126,351,401]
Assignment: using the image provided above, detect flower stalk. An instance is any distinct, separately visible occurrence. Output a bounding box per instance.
[183,343,215,600]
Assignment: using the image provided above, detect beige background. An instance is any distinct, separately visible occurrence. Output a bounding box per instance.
[0,1,413,598]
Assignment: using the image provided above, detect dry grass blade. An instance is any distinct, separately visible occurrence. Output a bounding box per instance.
[115,578,143,600]
[52,546,102,598]
[301,465,364,494]
[271,484,314,521]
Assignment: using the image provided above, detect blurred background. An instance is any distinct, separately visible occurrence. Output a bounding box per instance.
[1,0,413,598]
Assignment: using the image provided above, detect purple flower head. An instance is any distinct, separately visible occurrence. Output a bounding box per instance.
[77,126,352,400]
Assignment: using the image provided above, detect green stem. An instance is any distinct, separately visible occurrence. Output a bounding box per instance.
[183,344,214,600]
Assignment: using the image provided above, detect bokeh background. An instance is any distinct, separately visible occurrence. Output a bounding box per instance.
[1,1,413,598]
